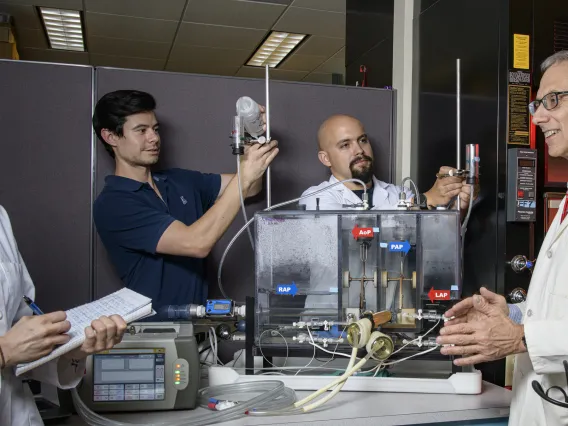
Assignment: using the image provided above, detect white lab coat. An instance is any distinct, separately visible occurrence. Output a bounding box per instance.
[508,195,568,426]
[300,175,414,210]
[0,205,85,426]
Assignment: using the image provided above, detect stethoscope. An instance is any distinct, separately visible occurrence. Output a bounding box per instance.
[532,360,568,409]
[530,207,568,408]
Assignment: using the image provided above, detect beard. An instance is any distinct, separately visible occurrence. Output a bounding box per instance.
[349,155,373,184]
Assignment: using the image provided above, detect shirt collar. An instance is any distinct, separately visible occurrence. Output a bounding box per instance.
[328,174,390,205]
[328,174,379,191]
[104,172,168,192]
[152,173,168,183]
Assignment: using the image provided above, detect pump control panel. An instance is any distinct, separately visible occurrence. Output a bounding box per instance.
[507,148,537,222]
[78,323,199,413]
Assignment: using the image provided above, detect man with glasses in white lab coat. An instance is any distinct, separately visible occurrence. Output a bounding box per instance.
[437,50,568,425]
[0,205,128,426]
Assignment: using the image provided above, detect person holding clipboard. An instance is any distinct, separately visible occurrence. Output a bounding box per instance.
[0,205,128,426]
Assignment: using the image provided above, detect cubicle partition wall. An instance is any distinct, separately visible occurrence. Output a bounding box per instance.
[0,59,396,311]
[0,61,94,312]
[94,68,397,301]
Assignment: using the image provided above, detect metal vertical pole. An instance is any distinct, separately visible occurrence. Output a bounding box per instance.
[265,65,271,209]
[456,59,461,211]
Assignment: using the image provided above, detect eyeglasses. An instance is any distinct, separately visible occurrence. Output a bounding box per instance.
[529,91,568,115]
[532,360,568,409]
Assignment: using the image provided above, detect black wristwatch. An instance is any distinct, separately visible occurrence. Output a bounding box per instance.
[418,193,429,209]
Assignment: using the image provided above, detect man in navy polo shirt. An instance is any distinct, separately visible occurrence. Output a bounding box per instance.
[92,90,278,314]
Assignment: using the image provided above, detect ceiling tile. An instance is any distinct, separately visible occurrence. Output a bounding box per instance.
[18,46,89,64]
[176,22,266,50]
[302,72,333,84]
[236,65,307,81]
[419,0,441,15]
[263,68,309,81]
[85,0,186,21]
[183,0,286,30]
[87,36,170,60]
[345,3,392,66]
[0,0,83,9]
[274,6,345,38]
[0,3,40,29]
[14,27,47,49]
[314,46,344,73]
[292,0,345,13]
[86,12,178,43]
[250,0,292,5]
[278,53,327,72]
[295,35,343,57]
[165,61,239,76]
[169,44,251,67]
[90,53,165,71]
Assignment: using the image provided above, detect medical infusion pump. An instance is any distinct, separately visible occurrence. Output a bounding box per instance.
[77,322,199,412]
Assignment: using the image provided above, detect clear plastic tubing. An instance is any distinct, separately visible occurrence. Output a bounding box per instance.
[71,381,292,426]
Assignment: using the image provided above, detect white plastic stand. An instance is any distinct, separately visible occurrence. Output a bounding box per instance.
[208,366,483,395]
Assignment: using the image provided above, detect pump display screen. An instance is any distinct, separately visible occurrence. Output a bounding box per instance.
[213,303,230,310]
[518,158,535,168]
[92,348,165,402]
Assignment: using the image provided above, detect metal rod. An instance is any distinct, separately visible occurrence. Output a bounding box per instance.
[245,296,255,375]
[359,244,367,311]
[89,68,96,303]
[456,58,461,211]
[265,64,271,208]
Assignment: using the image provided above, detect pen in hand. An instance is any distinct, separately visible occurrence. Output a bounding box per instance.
[23,295,44,315]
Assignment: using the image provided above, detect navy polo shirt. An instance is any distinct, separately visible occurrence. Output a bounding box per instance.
[93,168,221,312]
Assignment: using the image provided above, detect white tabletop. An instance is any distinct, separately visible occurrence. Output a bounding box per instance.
[66,381,511,426]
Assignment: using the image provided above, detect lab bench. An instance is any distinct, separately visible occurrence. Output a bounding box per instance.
[62,381,511,426]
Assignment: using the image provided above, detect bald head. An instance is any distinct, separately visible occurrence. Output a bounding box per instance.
[316,114,374,188]
[317,114,365,151]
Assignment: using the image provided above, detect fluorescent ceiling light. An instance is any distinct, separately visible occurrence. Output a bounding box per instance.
[247,31,306,68]
[39,7,85,52]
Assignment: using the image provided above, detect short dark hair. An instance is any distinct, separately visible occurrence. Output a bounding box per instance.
[92,90,157,158]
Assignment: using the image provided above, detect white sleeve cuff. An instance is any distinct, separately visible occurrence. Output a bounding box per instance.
[525,320,568,375]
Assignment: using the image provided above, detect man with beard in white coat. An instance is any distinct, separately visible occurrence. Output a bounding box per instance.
[300,114,473,212]
[0,205,127,426]
[437,50,568,425]
[300,114,474,316]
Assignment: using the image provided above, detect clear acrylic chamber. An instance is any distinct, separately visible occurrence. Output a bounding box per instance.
[254,210,462,350]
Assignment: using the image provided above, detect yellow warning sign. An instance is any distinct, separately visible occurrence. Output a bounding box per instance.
[514,34,530,70]
[508,84,531,145]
